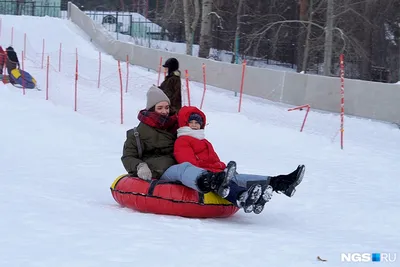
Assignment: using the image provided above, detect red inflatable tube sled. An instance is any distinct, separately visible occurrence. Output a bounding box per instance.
[110,175,239,218]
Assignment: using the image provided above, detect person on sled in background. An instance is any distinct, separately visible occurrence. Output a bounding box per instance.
[121,85,179,180]
[0,46,6,75]
[5,46,20,84]
[159,57,182,114]
[162,106,305,214]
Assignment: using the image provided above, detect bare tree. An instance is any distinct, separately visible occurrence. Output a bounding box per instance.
[156,0,185,42]
[199,0,214,58]
[302,0,325,72]
[152,0,399,82]
[360,0,374,80]
[301,0,313,72]
[323,0,334,75]
[231,0,244,63]
[183,0,201,55]
[297,0,308,72]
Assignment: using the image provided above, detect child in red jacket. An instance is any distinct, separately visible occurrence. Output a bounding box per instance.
[161,106,305,214]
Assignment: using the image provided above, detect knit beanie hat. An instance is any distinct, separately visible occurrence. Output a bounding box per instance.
[162,58,179,73]
[188,113,203,127]
[146,85,170,109]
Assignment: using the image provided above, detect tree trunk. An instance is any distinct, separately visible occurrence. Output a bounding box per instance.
[231,0,244,63]
[360,0,373,80]
[301,0,313,72]
[323,0,333,76]
[296,0,308,72]
[183,0,200,55]
[182,0,192,55]
[268,0,277,59]
[198,0,213,58]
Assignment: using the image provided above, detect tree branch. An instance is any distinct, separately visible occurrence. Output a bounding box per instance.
[245,20,347,56]
[333,7,374,27]
[208,11,224,29]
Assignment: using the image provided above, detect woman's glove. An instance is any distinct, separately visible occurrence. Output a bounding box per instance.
[137,163,152,180]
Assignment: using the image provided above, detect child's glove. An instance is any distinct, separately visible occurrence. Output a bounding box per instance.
[137,163,152,180]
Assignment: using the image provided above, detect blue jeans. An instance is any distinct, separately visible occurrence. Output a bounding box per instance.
[161,162,206,191]
[161,162,270,200]
[232,173,271,188]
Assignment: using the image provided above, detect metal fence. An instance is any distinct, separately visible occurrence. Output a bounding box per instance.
[85,11,167,42]
[0,1,61,17]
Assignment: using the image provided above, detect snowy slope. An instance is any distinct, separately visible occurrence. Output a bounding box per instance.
[0,15,399,267]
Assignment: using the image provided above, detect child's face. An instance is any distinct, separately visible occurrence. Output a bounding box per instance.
[188,120,201,130]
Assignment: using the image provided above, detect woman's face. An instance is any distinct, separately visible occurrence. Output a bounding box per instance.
[154,101,170,116]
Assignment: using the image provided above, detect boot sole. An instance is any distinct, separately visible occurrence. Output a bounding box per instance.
[254,185,273,214]
[217,161,237,198]
[284,165,305,197]
[242,184,262,213]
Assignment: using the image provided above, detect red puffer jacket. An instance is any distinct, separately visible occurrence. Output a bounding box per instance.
[174,106,226,173]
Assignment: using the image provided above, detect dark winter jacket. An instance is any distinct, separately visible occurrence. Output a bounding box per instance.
[159,71,182,114]
[121,109,179,179]
[5,48,19,75]
[174,106,227,173]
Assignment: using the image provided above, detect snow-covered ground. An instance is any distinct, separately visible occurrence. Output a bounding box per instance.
[1,15,399,267]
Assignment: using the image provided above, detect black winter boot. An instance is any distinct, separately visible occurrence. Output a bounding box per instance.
[237,184,263,213]
[253,185,273,214]
[269,165,305,197]
[196,161,237,198]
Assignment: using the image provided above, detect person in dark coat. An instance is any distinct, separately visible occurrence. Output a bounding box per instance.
[121,85,179,180]
[5,46,20,84]
[159,57,182,114]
